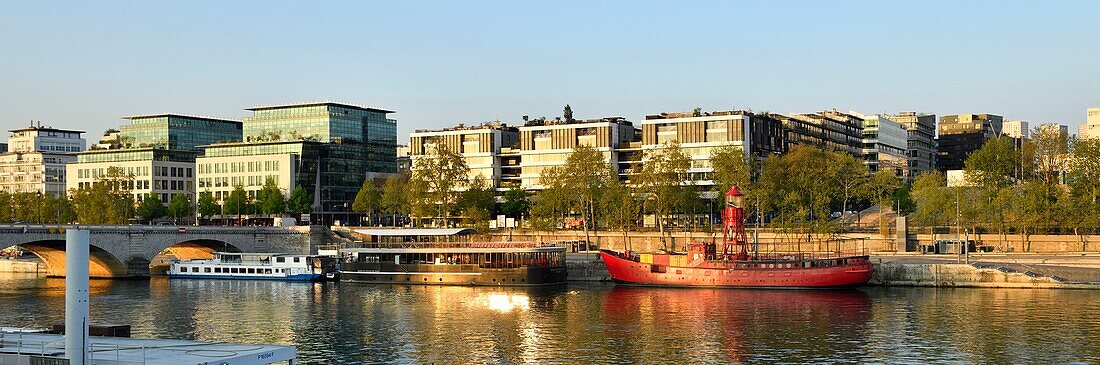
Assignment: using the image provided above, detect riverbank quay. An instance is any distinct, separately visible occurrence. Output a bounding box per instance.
[871,252,1100,288]
[0,257,45,274]
[566,252,1100,288]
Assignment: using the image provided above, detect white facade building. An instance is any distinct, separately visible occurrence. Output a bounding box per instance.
[1080,108,1100,140]
[65,148,195,204]
[0,126,86,195]
[640,111,752,191]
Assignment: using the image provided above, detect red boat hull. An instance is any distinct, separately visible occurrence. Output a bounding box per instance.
[600,250,873,288]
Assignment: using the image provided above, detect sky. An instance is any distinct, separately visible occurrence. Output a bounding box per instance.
[1,1,1098,144]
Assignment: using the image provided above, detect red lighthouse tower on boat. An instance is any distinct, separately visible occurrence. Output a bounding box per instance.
[599,185,873,288]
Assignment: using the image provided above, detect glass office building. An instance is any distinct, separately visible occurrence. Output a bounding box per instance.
[196,141,322,202]
[120,114,243,152]
[242,102,397,211]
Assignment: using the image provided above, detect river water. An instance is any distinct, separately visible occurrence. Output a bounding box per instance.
[1,273,1098,364]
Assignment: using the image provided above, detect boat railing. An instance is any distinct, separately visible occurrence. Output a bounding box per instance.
[350,241,553,249]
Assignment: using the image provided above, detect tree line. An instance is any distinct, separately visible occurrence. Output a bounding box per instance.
[910,127,1099,249]
[358,140,900,247]
[0,166,313,225]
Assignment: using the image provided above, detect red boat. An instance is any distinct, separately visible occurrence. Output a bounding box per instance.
[600,185,873,288]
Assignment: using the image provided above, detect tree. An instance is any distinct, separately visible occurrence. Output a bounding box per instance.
[864,170,901,247]
[636,141,691,247]
[501,186,532,220]
[380,175,409,226]
[137,194,167,223]
[758,146,838,245]
[255,178,286,215]
[910,172,953,227]
[198,191,220,218]
[563,104,574,122]
[352,179,381,225]
[710,145,752,195]
[168,193,193,223]
[287,186,313,214]
[601,177,640,251]
[965,137,1018,190]
[224,185,252,216]
[1068,138,1100,242]
[410,141,469,226]
[71,166,134,224]
[538,145,614,246]
[964,138,1019,243]
[831,152,869,217]
[457,176,496,227]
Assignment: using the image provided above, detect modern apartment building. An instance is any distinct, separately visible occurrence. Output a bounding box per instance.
[859,114,908,177]
[1079,107,1100,140]
[1002,120,1030,139]
[67,114,242,204]
[884,112,937,182]
[518,116,635,189]
[236,102,397,211]
[770,110,863,156]
[936,114,1004,171]
[409,122,519,190]
[0,125,86,195]
[641,110,754,188]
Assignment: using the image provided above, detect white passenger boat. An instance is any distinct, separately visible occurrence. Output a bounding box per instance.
[168,252,332,281]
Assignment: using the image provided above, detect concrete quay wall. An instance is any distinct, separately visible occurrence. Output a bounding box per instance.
[871,262,1100,289]
[492,230,1100,254]
[0,259,44,274]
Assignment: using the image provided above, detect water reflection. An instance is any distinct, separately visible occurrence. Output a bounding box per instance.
[2,273,1100,365]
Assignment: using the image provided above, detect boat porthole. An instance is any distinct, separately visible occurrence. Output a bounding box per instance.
[439,278,443,282]
[423,278,428,281]
[389,277,394,281]
[406,278,410,281]
[493,279,496,282]
[521,279,525,282]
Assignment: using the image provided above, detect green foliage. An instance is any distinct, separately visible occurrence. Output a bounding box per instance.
[255,178,286,215]
[70,166,134,224]
[352,179,381,214]
[758,146,839,237]
[136,194,167,222]
[380,175,409,226]
[223,185,253,215]
[0,192,75,224]
[964,138,1018,189]
[197,191,220,218]
[168,194,193,222]
[601,177,640,248]
[501,186,531,220]
[457,176,496,227]
[410,141,469,226]
[636,141,692,237]
[910,172,952,226]
[287,186,313,214]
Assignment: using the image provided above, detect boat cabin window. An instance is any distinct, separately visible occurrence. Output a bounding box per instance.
[247,268,255,274]
[276,257,285,263]
[293,257,300,263]
[214,268,222,273]
[204,267,211,273]
[179,267,186,273]
[230,268,238,274]
[191,267,199,273]
[265,269,272,274]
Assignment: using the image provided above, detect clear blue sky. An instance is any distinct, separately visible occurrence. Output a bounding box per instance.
[1,1,1097,144]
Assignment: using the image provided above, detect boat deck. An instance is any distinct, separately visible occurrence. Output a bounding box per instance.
[0,330,296,364]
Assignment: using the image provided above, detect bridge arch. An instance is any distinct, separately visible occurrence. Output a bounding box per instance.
[148,238,243,276]
[11,239,128,278]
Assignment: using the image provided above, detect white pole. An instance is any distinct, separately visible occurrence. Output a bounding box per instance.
[65,228,90,365]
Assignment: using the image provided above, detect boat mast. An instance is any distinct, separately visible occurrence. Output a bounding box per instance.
[722,185,750,261]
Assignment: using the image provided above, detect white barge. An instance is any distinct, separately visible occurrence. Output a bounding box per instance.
[169,252,333,281]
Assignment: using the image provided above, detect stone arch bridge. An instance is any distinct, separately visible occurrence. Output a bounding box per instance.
[0,225,326,278]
